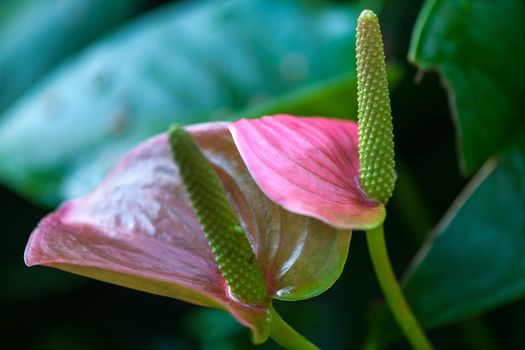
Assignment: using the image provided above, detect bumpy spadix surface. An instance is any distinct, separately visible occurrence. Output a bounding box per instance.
[230,115,385,230]
[356,10,395,204]
[169,126,267,305]
[24,122,350,341]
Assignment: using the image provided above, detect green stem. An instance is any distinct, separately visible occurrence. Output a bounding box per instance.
[269,304,319,350]
[366,224,433,350]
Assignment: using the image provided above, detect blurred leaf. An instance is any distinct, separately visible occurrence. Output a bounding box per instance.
[0,0,149,112]
[366,129,525,348]
[239,62,403,120]
[408,0,525,174]
[239,73,360,120]
[0,0,365,206]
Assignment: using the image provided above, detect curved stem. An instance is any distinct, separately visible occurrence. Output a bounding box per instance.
[366,224,433,350]
[269,303,319,350]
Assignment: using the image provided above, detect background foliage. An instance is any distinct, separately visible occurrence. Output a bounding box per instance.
[1,0,524,349]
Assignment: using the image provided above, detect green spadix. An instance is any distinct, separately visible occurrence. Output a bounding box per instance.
[356,10,396,204]
[169,125,268,306]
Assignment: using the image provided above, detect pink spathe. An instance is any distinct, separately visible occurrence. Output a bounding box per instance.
[24,122,350,341]
[230,115,385,230]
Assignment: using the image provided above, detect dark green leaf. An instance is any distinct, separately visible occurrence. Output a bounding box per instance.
[366,130,525,347]
[0,0,149,112]
[408,0,525,174]
[0,0,362,206]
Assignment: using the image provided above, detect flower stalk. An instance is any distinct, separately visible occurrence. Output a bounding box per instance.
[356,10,433,350]
[366,224,433,350]
[269,304,319,350]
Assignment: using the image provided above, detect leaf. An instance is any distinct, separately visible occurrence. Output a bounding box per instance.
[0,0,149,112]
[238,63,403,120]
[408,0,525,174]
[25,123,350,341]
[0,0,361,206]
[230,115,385,230]
[366,130,525,348]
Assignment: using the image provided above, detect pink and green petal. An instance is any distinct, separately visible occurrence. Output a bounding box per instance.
[229,115,385,230]
[25,122,350,340]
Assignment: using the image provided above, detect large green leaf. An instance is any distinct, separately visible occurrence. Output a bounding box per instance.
[0,0,149,112]
[408,0,525,174]
[366,130,525,347]
[0,0,362,206]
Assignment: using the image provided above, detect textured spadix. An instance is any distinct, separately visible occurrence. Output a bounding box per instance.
[169,125,267,305]
[356,10,395,204]
[24,122,350,342]
[230,115,385,230]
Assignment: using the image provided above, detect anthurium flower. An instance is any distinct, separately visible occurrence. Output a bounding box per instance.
[229,114,386,230]
[25,9,431,350]
[24,122,359,344]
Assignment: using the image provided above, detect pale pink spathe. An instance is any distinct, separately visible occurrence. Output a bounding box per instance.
[24,122,350,341]
[229,115,385,230]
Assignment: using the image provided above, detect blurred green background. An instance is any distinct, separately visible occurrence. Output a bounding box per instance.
[1,0,525,349]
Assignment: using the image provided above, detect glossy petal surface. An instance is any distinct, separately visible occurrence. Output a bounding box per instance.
[230,115,385,230]
[25,122,350,337]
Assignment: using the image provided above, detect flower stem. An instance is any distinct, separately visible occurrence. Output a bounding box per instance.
[269,304,319,350]
[366,224,433,350]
